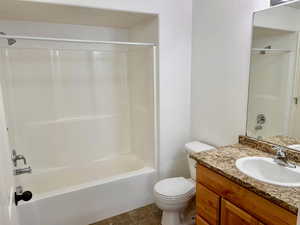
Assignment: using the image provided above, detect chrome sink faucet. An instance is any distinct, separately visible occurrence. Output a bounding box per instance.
[273,146,296,168]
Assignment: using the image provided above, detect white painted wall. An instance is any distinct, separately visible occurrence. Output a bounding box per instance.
[0,20,129,41]
[1,0,193,179]
[129,18,159,43]
[191,0,269,147]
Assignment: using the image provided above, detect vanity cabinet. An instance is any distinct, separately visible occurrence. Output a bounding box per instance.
[196,164,297,225]
[220,199,262,225]
[197,215,211,225]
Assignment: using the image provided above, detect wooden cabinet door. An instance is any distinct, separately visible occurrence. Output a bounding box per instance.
[196,183,220,225]
[221,199,261,225]
[196,215,210,225]
[197,165,296,225]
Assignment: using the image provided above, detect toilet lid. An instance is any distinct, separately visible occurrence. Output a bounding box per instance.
[154,177,195,197]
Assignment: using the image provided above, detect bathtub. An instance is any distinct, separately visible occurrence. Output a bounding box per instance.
[17,154,157,225]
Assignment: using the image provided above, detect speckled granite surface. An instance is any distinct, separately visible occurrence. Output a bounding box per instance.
[240,135,300,163]
[263,136,300,147]
[190,144,300,215]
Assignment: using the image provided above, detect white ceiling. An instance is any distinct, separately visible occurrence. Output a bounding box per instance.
[0,0,156,28]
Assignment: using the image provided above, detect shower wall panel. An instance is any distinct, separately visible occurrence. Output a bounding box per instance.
[128,48,155,167]
[0,48,132,170]
[247,28,297,138]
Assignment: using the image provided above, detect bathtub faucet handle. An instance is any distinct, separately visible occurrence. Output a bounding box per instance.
[14,166,32,176]
[11,149,27,167]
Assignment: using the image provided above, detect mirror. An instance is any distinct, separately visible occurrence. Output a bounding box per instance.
[247,0,300,150]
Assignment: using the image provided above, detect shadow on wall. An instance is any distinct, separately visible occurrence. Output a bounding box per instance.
[271,0,293,6]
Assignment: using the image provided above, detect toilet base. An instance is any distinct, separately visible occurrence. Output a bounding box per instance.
[162,211,182,225]
[161,210,195,225]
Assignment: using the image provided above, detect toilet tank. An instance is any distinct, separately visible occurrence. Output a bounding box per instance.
[185,142,215,180]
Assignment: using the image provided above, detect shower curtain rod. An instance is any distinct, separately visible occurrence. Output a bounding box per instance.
[252,48,291,53]
[0,34,157,47]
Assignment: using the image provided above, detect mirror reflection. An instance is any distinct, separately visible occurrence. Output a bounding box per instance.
[247,1,300,150]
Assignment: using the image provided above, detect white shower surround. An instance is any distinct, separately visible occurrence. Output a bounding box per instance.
[17,161,156,225]
[0,0,194,224]
[0,20,158,225]
[23,0,193,179]
[0,46,156,170]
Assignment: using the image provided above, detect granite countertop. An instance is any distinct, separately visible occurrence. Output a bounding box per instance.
[190,144,300,214]
[263,136,300,147]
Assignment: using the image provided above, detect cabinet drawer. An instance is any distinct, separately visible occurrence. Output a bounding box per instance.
[196,215,210,225]
[197,183,220,225]
[197,164,296,225]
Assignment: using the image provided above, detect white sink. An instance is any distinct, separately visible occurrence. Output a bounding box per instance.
[235,157,300,187]
[288,144,300,151]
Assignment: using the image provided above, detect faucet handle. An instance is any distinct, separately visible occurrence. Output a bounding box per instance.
[14,166,32,176]
[11,150,27,167]
[272,145,284,151]
[272,146,286,157]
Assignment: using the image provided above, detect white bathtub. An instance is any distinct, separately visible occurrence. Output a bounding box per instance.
[17,155,157,225]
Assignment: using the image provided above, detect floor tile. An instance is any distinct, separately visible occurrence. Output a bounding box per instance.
[90,204,162,225]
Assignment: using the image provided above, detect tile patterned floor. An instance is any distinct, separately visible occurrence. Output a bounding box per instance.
[90,204,162,225]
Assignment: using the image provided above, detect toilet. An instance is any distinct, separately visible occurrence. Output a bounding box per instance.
[154,141,215,225]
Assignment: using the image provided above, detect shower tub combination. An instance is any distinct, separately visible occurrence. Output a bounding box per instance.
[0,22,158,225]
[17,159,156,225]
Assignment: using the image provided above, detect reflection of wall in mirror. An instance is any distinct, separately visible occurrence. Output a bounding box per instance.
[248,6,300,139]
[271,0,295,6]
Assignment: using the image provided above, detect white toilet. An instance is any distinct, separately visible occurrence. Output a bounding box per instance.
[154,141,215,225]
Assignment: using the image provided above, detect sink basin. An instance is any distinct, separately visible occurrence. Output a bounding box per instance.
[235,157,300,187]
[288,144,300,151]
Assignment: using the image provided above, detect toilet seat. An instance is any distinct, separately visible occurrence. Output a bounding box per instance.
[154,194,194,205]
[154,190,195,200]
[154,177,195,200]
